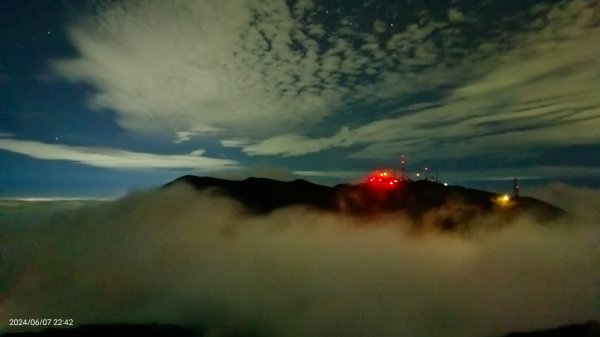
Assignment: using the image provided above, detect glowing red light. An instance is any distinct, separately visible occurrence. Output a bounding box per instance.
[366,170,401,190]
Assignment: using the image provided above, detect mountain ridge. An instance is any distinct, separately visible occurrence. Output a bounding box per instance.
[164,175,565,230]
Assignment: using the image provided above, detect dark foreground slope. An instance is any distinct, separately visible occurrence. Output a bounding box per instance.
[5,321,599,337]
[505,321,600,336]
[165,175,565,229]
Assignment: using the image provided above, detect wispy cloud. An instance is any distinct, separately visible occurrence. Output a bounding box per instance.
[173,126,224,144]
[0,138,239,170]
[293,170,366,180]
[439,166,600,183]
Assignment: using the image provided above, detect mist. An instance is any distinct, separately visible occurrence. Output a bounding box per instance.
[1,183,599,337]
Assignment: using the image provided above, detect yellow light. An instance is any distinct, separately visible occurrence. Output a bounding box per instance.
[494,194,512,207]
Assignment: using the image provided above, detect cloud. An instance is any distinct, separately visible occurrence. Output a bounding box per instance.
[373,20,387,33]
[48,0,599,181]
[447,8,465,23]
[292,170,366,179]
[173,126,224,144]
[0,138,239,170]
[1,184,599,336]
[240,133,340,156]
[53,0,341,138]
[527,182,600,222]
[53,0,472,143]
[292,169,367,184]
[188,149,205,156]
[221,139,250,148]
[234,0,600,163]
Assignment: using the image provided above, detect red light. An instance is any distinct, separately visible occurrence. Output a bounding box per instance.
[365,169,401,190]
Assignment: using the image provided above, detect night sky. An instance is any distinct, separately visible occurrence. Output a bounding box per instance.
[1,0,599,198]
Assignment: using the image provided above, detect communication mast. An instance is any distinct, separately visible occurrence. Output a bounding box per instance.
[400,154,407,181]
[513,177,520,197]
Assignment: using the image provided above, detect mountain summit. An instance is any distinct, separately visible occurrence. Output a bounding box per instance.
[165,175,565,230]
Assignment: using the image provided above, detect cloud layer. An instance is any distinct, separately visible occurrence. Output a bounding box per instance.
[232,0,600,159]
[52,0,600,165]
[54,0,347,136]
[1,183,599,336]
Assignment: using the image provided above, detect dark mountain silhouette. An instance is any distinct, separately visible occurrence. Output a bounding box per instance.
[164,175,565,230]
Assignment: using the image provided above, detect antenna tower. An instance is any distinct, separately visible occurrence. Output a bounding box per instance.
[400,154,407,180]
[513,177,520,197]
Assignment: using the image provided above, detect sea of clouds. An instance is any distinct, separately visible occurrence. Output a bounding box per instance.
[0,182,599,337]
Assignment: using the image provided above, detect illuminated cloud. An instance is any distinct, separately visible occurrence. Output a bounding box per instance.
[0,138,239,170]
